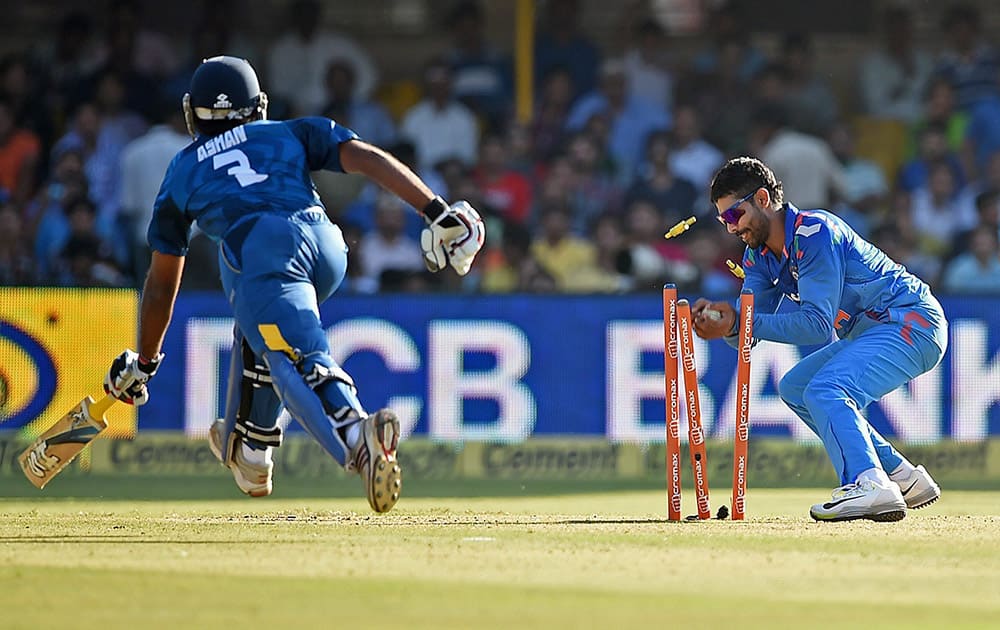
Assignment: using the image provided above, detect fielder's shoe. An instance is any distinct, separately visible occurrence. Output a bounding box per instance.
[809,479,906,523]
[350,409,402,513]
[209,419,273,497]
[891,464,941,509]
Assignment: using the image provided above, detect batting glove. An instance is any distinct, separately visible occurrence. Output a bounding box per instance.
[104,349,163,406]
[420,197,486,276]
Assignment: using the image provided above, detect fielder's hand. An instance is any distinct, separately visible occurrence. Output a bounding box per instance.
[692,298,737,340]
[104,349,163,405]
[420,197,485,276]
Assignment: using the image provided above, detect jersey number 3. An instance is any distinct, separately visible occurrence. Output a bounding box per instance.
[213,150,268,187]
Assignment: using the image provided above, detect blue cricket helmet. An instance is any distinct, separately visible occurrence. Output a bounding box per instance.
[182,55,268,138]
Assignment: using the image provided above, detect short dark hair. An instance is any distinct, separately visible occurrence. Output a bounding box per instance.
[975,189,999,212]
[710,156,785,207]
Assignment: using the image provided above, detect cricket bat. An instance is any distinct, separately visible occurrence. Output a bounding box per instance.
[18,393,116,489]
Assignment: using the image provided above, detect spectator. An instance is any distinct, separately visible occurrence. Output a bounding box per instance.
[942,224,1000,293]
[566,58,670,182]
[119,99,190,283]
[951,188,1000,259]
[908,76,969,157]
[31,11,103,122]
[534,0,601,103]
[479,220,556,293]
[685,39,757,157]
[955,151,1000,220]
[531,66,575,162]
[266,0,378,116]
[530,201,599,292]
[444,1,512,131]
[56,232,128,288]
[560,132,624,235]
[587,211,634,293]
[0,97,41,207]
[668,103,724,193]
[898,121,966,192]
[339,141,442,243]
[623,197,696,291]
[357,191,426,292]
[684,222,741,296]
[1,54,55,158]
[0,202,39,286]
[86,0,175,119]
[779,33,839,136]
[474,132,533,225]
[52,73,146,253]
[935,3,1000,110]
[625,130,698,224]
[962,87,1000,178]
[191,0,257,62]
[828,121,890,238]
[163,2,257,102]
[321,59,397,148]
[28,149,89,274]
[909,160,976,256]
[750,103,847,209]
[400,59,479,171]
[48,195,122,286]
[859,5,934,123]
[690,1,767,83]
[875,200,942,286]
[95,0,178,81]
[622,18,674,111]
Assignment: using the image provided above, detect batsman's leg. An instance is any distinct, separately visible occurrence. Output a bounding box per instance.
[224,214,401,512]
[209,327,284,497]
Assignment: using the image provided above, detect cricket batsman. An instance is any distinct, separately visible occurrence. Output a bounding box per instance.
[692,157,946,522]
[103,56,484,512]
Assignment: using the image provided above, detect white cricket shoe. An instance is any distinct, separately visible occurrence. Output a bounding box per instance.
[809,479,906,522]
[350,409,402,513]
[891,465,941,509]
[209,419,273,497]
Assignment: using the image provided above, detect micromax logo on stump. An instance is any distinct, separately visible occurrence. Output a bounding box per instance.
[734,455,747,513]
[738,383,750,441]
[680,317,694,372]
[667,303,678,359]
[668,379,679,440]
[741,303,753,364]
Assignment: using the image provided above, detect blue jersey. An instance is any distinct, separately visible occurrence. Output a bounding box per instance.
[739,204,942,346]
[148,117,358,255]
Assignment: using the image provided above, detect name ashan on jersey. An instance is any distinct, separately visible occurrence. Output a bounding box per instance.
[196,125,249,162]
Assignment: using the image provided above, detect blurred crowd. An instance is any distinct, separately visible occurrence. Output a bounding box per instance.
[2,0,1000,296]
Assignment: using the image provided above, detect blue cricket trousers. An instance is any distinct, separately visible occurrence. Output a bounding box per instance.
[777,307,948,485]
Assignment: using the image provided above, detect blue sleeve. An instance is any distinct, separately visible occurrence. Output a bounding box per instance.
[565,93,605,130]
[755,221,843,345]
[723,249,783,349]
[741,254,783,315]
[287,117,360,172]
[146,166,192,256]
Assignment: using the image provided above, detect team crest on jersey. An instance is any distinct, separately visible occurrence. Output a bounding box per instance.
[790,264,799,280]
[214,93,232,108]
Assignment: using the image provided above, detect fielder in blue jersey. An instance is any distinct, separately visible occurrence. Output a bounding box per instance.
[102,56,485,512]
[693,157,946,522]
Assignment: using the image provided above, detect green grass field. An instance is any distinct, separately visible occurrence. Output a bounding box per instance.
[1,479,998,629]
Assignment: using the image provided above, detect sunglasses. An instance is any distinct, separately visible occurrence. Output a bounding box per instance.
[716,189,758,225]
